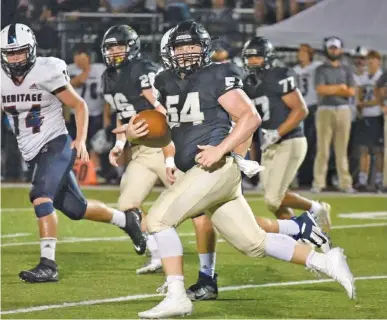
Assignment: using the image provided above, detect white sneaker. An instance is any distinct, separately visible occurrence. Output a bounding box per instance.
[309,248,356,299]
[313,201,332,233]
[310,186,322,193]
[136,259,163,275]
[138,283,193,319]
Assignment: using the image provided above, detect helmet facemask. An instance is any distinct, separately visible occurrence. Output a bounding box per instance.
[101,38,138,69]
[1,43,36,78]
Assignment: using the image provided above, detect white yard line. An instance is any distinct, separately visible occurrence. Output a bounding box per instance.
[2,182,386,197]
[0,233,31,238]
[1,222,386,247]
[2,275,386,315]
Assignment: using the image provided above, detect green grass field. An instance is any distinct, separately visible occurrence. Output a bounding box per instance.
[1,186,387,319]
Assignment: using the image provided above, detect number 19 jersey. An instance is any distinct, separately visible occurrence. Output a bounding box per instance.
[1,56,69,161]
[101,57,161,123]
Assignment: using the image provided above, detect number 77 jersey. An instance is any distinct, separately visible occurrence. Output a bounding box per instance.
[1,56,69,161]
[154,62,244,172]
[244,66,304,141]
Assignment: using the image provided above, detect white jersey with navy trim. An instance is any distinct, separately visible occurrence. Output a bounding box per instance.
[1,56,69,161]
[357,69,383,117]
[67,63,105,116]
[293,61,322,106]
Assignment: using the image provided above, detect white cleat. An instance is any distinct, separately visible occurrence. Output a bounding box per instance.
[138,294,193,319]
[313,201,332,233]
[136,259,163,275]
[311,248,356,299]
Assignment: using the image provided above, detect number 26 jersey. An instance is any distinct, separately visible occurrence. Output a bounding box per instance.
[1,56,69,161]
[101,57,161,123]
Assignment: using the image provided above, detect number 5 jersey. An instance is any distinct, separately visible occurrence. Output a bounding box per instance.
[1,56,69,161]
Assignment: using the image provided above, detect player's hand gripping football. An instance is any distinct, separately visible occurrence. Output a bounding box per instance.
[109,145,123,167]
[112,115,149,141]
[195,145,224,168]
[71,139,89,162]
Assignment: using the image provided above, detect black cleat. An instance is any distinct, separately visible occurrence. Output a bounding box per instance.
[186,272,218,301]
[121,208,147,255]
[19,258,58,283]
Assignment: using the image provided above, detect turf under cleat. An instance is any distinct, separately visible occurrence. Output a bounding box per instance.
[121,209,147,255]
[186,272,218,301]
[294,212,332,253]
[136,259,163,275]
[19,257,58,283]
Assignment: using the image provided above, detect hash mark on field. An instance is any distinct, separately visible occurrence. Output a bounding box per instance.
[2,275,386,315]
[1,223,386,247]
[0,233,31,238]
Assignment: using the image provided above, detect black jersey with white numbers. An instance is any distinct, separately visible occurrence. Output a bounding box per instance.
[155,62,243,172]
[244,67,304,142]
[102,57,161,123]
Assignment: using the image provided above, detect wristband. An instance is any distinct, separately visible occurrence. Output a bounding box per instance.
[153,100,161,108]
[165,157,175,168]
[115,140,125,149]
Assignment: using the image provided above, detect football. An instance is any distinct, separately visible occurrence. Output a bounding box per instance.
[132,109,172,148]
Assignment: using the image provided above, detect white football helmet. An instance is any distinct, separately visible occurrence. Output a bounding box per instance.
[160,28,174,69]
[0,23,37,78]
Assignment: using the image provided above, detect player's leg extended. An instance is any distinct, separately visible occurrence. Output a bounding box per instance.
[140,157,242,318]
[273,138,331,231]
[19,135,74,283]
[209,195,355,300]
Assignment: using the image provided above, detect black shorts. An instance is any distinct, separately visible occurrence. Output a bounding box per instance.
[356,116,384,147]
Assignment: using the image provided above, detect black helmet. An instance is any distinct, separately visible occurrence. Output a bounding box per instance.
[101,25,140,69]
[165,21,211,75]
[242,36,275,80]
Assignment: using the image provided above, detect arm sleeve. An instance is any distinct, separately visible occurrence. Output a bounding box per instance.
[214,63,244,98]
[377,72,387,88]
[39,58,70,93]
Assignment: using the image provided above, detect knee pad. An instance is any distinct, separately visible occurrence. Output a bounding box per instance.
[264,195,281,213]
[34,201,55,218]
[241,232,267,258]
[55,198,87,220]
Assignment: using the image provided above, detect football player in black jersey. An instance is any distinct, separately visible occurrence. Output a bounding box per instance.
[113,22,354,318]
[101,25,175,265]
[242,37,332,229]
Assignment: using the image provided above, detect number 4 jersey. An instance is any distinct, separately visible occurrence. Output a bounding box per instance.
[101,57,161,123]
[1,56,69,161]
[244,66,304,142]
[154,62,243,172]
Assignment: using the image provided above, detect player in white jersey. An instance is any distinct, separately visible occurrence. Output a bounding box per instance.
[67,46,108,171]
[293,43,322,186]
[0,23,146,283]
[355,50,384,191]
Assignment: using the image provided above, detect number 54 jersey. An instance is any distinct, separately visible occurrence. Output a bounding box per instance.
[154,62,243,172]
[1,56,69,161]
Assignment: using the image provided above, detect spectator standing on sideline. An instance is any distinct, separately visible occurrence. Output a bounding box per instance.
[312,37,356,193]
[293,44,322,186]
[355,50,384,191]
[376,70,387,192]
